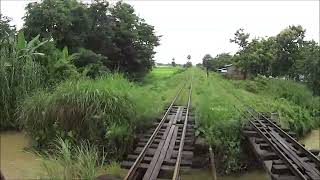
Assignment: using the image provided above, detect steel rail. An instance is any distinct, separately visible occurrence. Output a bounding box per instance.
[124,84,185,180]
[247,105,320,166]
[172,81,193,180]
[247,110,308,180]
[258,112,320,167]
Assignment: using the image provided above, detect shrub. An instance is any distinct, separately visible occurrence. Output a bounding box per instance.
[73,48,109,78]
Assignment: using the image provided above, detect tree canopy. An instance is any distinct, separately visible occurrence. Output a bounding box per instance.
[202,53,233,71]
[203,25,319,95]
[23,0,159,78]
[230,26,320,95]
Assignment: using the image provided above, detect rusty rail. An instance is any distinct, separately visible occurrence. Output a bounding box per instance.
[124,79,194,180]
[172,82,192,180]
[246,107,320,180]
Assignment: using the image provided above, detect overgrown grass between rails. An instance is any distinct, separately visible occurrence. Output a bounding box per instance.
[192,68,319,174]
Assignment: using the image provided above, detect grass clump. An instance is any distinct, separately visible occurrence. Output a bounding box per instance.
[40,138,103,179]
[102,161,127,179]
[18,74,162,160]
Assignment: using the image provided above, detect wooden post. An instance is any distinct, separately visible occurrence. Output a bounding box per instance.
[209,146,217,180]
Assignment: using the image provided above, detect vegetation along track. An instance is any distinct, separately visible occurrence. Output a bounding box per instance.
[243,106,320,180]
[122,79,194,180]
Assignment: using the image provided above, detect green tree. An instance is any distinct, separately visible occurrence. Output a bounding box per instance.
[86,0,115,61]
[213,53,233,69]
[202,53,233,71]
[230,28,250,49]
[202,54,213,70]
[0,14,15,41]
[23,0,89,51]
[73,48,109,78]
[233,37,276,78]
[23,0,159,78]
[110,2,159,78]
[273,25,305,79]
[298,41,320,95]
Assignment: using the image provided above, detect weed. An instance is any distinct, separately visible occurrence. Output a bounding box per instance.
[39,138,102,179]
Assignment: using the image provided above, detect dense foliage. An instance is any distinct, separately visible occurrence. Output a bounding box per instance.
[231,26,320,95]
[203,25,320,95]
[1,0,159,130]
[23,0,159,78]
[202,53,233,70]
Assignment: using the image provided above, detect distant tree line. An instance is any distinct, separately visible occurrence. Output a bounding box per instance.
[202,25,320,95]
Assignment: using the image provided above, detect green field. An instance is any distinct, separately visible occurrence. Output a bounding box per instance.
[148,66,184,78]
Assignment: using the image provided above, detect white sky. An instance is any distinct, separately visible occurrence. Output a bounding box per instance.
[1,0,319,64]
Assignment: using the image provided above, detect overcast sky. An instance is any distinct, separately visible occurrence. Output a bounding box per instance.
[1,0,319,64]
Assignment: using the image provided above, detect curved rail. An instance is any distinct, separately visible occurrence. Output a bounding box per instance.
[172,82,193,180]
[124,84,185,180]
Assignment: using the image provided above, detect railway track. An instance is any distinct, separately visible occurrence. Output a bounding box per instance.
[243,106,320,180]
[121,82,194,180]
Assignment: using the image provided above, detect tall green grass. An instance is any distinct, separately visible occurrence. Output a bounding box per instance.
[0,32,45,130]
[192,68,319,174]
[39,138,103,179]
[19,74,157,158]
[18,69,190,160]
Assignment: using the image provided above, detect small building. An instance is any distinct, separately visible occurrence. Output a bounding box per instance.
[218,64,245,79]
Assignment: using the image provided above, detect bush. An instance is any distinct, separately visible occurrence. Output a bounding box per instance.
[18,74,161,159]
[73,48,109,79]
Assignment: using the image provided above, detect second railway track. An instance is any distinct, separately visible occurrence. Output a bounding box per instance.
[122,81,194,180]
[244,106,320,180]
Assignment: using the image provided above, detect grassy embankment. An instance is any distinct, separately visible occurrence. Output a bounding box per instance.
[18,66,189,178]
[192,68,320,174]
